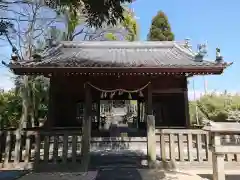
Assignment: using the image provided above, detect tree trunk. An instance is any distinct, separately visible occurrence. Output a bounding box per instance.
[31,113,35,128]
[19,76,29,130]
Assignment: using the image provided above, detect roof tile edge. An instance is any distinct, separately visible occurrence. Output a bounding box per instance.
[60,41,175,49]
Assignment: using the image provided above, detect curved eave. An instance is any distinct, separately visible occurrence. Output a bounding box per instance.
[9,64,231,76]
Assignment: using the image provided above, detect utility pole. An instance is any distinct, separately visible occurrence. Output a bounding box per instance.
[203,76,207,94]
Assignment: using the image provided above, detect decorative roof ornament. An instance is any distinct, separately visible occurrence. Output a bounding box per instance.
[46,26,58,48]
[184,38,192,49]
[32,53,42,62]
[195,43,207,61]
[10,46,19,63]
[216,48,223,63]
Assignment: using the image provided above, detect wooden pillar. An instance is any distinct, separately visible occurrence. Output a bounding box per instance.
[44,77,55,129]
[146,83,156,164]
[183,77,190,128]
[81,83,92,171]
[147,83,153,115]
[137,100,140,128]
[183,89,190,128]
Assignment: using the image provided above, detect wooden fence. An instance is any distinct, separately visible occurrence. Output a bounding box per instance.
[0,128,240,169]
[0,128,83,169]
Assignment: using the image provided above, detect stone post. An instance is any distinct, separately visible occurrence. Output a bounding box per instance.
[147,115,156,164]
[212,133,225,180]
[203,122,240,180]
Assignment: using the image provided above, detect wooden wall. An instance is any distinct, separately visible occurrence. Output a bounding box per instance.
[46,75,188,128]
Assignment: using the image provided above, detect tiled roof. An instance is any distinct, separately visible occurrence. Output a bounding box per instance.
[12,41,227,68]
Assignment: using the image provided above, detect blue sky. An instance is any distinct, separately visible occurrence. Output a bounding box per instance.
[0,0,239,99]
[131,0,239,98]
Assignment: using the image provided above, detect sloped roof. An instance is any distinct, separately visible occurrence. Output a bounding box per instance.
[9,41,231,75]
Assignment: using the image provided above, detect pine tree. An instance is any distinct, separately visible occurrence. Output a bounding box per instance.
[147,11,174,41]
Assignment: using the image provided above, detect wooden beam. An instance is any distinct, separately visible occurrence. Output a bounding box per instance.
[147,83,153,115]
[152,88,186,94]
[183,78,190,128]
[81,83,92,171]
[12,66,226,75]
[184,90,190,128]
[44,78,54,129]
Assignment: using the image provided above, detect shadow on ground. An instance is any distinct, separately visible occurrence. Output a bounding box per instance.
[89,150,148,169]
[30,150,149,180]
[0,170,28,180]
[0,150,174,180]
[89,150,147,180]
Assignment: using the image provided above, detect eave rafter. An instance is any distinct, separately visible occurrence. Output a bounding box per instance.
[11,66,227,78]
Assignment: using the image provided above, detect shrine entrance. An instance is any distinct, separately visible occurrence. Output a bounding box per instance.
[99,100,139,131]
[86,83,149,153]
[7,41,229,169]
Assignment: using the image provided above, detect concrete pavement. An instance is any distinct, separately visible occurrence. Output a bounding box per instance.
[1,149,240,180]
[199,174,240,180]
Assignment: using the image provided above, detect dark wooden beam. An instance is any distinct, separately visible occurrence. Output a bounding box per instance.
[44,78,54,129]
[184,90,190,128]
[183,78,190,128]
[81,83,92,171]
[147,83,153,115]
[11,66,226,76]
[152,88,186,94]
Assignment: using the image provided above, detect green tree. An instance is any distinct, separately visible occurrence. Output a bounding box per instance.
[147,11,174,41]
[189,92,240,125]
[1,1,53,129]
[49,0,133,27]
[1,0,134,29]
[1,1,138,129]
[87,7,139,41]
[56,4,138,41]
[121,8,139,41]
[14,41,50,128]
[189,101,205,125]
[0,90,22,128]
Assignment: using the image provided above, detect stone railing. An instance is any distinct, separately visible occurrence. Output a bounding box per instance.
[0,128,82,169]
[0,126,240,169]
[203,122,240,180]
